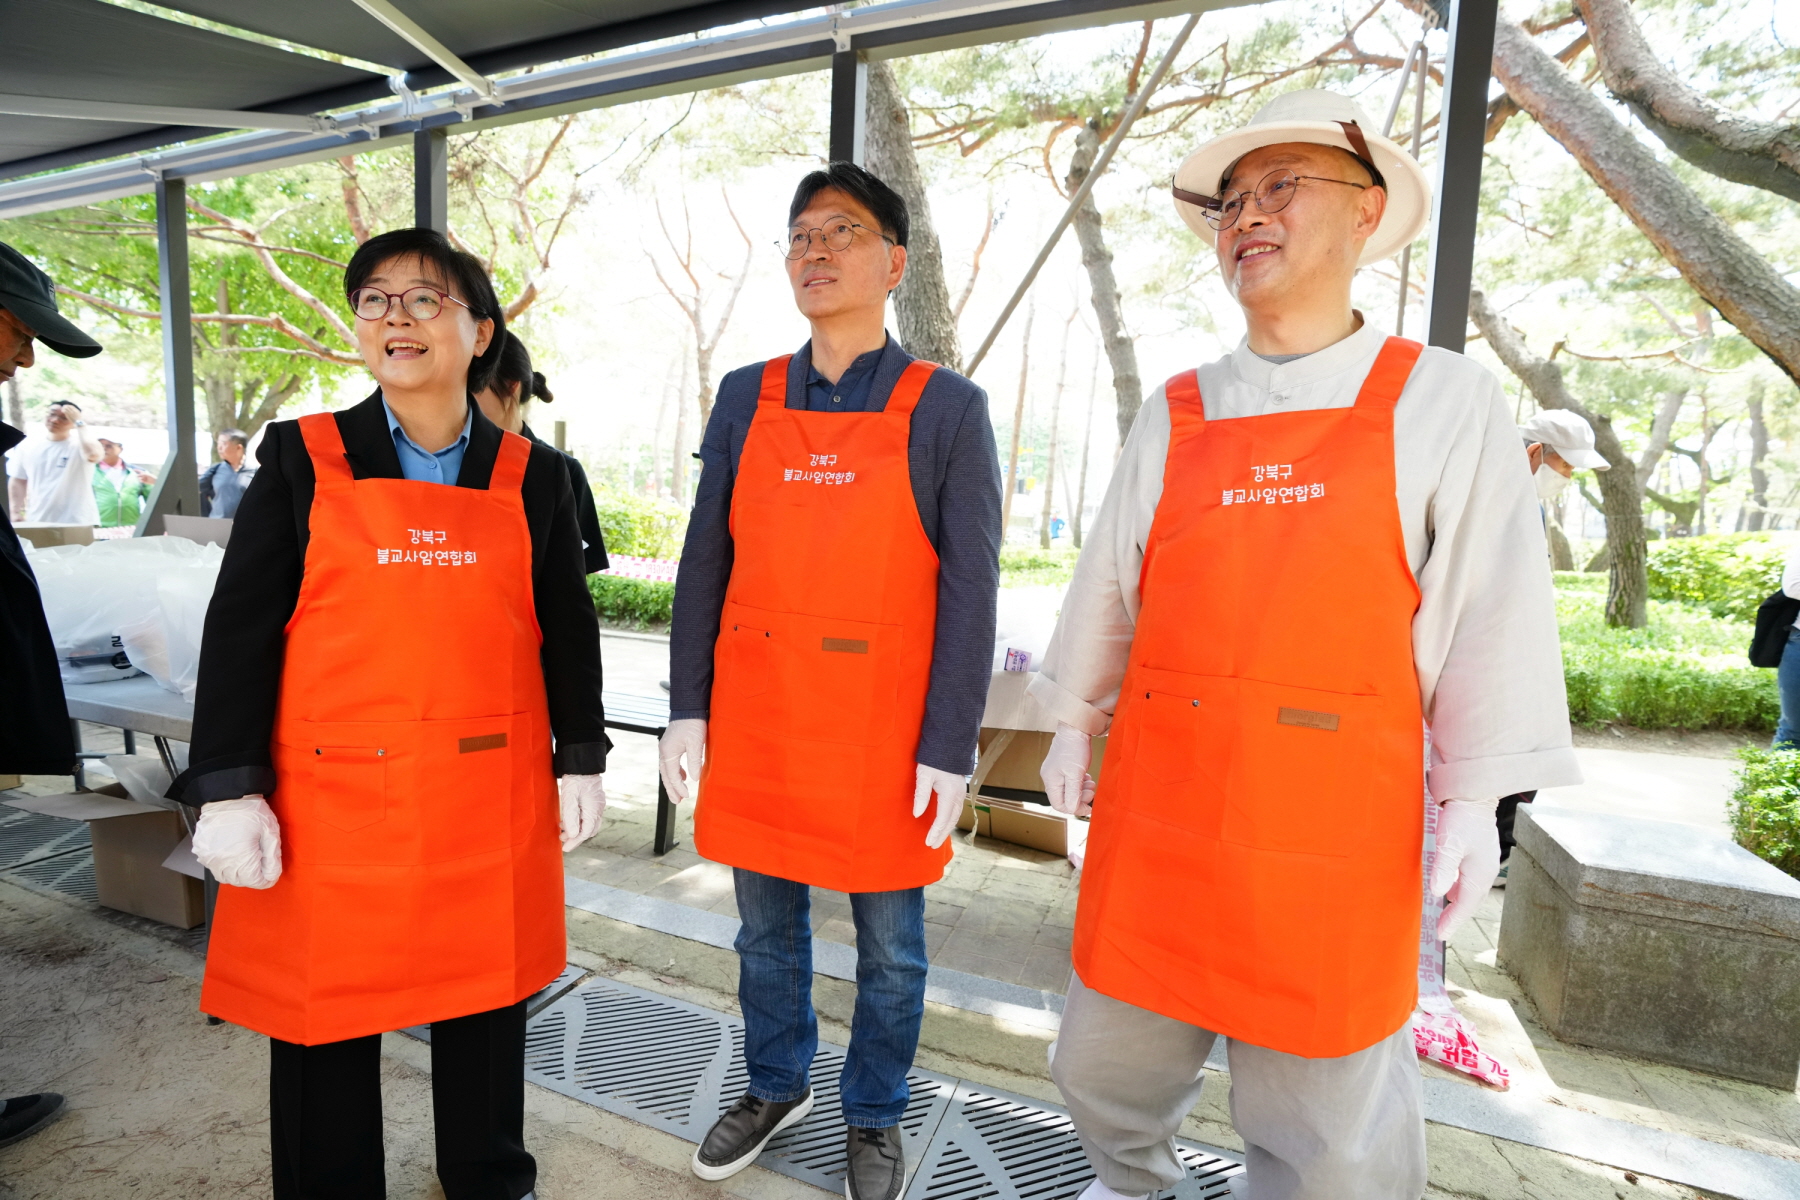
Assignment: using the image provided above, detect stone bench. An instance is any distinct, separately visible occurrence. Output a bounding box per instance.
[1498,805,1800,1089]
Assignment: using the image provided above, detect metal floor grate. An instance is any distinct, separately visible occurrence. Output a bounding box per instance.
[0,807,91,870]
[524,976,1242,1199]
[5,847,99,903]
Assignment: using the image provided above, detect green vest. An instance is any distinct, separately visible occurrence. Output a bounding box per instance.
[92,463,150,528]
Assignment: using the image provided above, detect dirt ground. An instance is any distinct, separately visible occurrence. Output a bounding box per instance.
[1570,724,1762,760]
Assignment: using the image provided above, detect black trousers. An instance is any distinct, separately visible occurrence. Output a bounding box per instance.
[1495,792,1536,863]
[269,1001,534,1200]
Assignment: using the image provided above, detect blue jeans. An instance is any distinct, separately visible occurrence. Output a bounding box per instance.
[732,868,927,1128]
[1775,627,1800,748]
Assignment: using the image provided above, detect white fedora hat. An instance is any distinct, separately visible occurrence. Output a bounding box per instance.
[1171,89,1431,266]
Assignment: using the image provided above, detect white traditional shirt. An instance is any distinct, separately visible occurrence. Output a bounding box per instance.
[1027,318,1581,802]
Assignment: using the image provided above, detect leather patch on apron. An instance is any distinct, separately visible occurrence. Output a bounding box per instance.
[1277,707,1339,732]
[821,638,870,654]
[458,733,508,753]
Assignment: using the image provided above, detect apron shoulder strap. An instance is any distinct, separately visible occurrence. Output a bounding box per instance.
[1354,337,1424,412]
[297,412,353,485]
[491,430,532,494]
[758,356,793,409]
[1163,369,1206,442]
[885,360,939,417]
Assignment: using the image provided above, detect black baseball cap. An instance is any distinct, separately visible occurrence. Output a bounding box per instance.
[0,241,101,358]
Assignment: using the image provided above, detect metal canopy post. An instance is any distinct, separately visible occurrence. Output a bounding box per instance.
[415,127,448,232]
[828,47,867,165]
[1423,0,1498,352]
[135,176,200,536]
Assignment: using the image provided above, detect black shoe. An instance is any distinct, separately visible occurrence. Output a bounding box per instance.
[691,1089,814,1181]
[0,1094,65,1149]
[844,1124,905,1200]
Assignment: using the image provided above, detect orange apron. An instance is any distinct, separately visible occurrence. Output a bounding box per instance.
[200,413,565,1045]
[696,356,950,894]
[1073,338,1425,1058]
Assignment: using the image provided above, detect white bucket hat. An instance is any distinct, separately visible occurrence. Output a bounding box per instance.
[1171,89,1432,266]
[1519,410,1610,470]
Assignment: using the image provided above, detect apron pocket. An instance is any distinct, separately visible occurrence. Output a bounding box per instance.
[727,603,901,747]
[309,746,389,833]
[719,606,775,698]
[1129,684,1208,786]
[1222,679,1376,859]
[417,716,522,860]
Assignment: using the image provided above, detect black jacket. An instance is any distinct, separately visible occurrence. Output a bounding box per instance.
[170,394,609,804]
[0,421,76,775]
[522,422,608,575]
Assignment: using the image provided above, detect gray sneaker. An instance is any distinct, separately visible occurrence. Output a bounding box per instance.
[844,1124,905,1200]
[691,1089,813,1181]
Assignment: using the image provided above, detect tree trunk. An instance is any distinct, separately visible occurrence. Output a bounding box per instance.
[1546,511,1576,571]
[1490,17,1800,387]
[864,59,962,370]
[1072,356,1098,550]
[1040,322,1070,549]
[1635,387,1684,486]
[1748,382,1769,530]
[1576,0,1800,202]
[5,378,20,428]
[1000,306,1034,542]
[1064,123,1143,443]
[672,349,692,504]
[1469,288,1648,627]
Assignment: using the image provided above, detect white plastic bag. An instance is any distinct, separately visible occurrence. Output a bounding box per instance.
[991,585,1065,673]
[116,545,224,700]
[27,537,220,687]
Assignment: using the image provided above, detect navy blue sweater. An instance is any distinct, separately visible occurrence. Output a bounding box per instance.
[669,336,1002,775]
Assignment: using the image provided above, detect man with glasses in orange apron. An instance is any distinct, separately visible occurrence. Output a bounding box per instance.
[658,163,1001,1200]
[1029,92,1581,1200]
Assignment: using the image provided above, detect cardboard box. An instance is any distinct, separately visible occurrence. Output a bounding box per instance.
[91,808,204,928]
[957,795,1081,856]
[0,774,21,791]
[974,727,1108,797]
[14,522,94,548]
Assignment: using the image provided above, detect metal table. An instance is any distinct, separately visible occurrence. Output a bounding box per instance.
[63,678,680,855]
[601,689,678,856]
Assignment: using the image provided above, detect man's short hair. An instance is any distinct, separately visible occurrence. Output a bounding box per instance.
[219,429,249,448]
[788,163,909,249]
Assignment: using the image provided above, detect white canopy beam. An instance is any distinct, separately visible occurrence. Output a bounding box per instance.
[347,0,495,98]
[0,94,321,132]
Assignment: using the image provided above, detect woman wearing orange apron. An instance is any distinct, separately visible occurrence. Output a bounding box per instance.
[1028,93,1578,1200]
[173,228,610,1200]
[657,164,1000,1200]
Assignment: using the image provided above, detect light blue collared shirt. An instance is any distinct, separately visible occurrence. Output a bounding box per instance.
[383,398,471,486]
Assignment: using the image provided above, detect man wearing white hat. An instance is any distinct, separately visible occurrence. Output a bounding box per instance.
[1519,409,1610,501]
[1029,90,1581,1199]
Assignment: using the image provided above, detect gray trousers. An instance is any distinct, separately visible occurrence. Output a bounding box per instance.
[1050,973,1426,1200]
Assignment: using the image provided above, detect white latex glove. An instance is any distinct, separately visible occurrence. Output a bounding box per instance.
[1432,797,1502,941]
[192,795,282,889]
[1040,723,1097,817]
[913,764,968,849]
[558,773,606,852]
[658,718,707,804]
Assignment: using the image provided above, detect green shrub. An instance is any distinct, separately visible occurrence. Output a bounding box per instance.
[593,487,687,559]
[1556,586,1777,730]
[588,574,674,629]
[1000,546,1081,587]
[1645,532,1794,622]
[1729,748,1800,879]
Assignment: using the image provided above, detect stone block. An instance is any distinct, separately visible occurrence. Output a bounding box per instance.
[1498,805,1800,1088]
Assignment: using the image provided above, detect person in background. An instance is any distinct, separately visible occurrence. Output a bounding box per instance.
[172,227,608,1200]
[92,437,155,528]
[658,162,1001,1200]
[1772,545,1800,750]
[197,428,255,519]
[0,240,104,1151]
[474,331,609,574]
[1497,410,1611,879]
[7,399,101,525]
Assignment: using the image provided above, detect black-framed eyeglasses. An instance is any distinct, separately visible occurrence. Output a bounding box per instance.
[348,285,473,322]
[1173,168,1370,233]
[778,220,895,260]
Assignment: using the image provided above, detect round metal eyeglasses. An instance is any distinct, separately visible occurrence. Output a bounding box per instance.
[1173,168,1370,233]
[777,220,895,260]
[348,285,473,322]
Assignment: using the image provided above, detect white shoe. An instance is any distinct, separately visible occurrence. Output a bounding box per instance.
[1079,1179,1150,1200]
